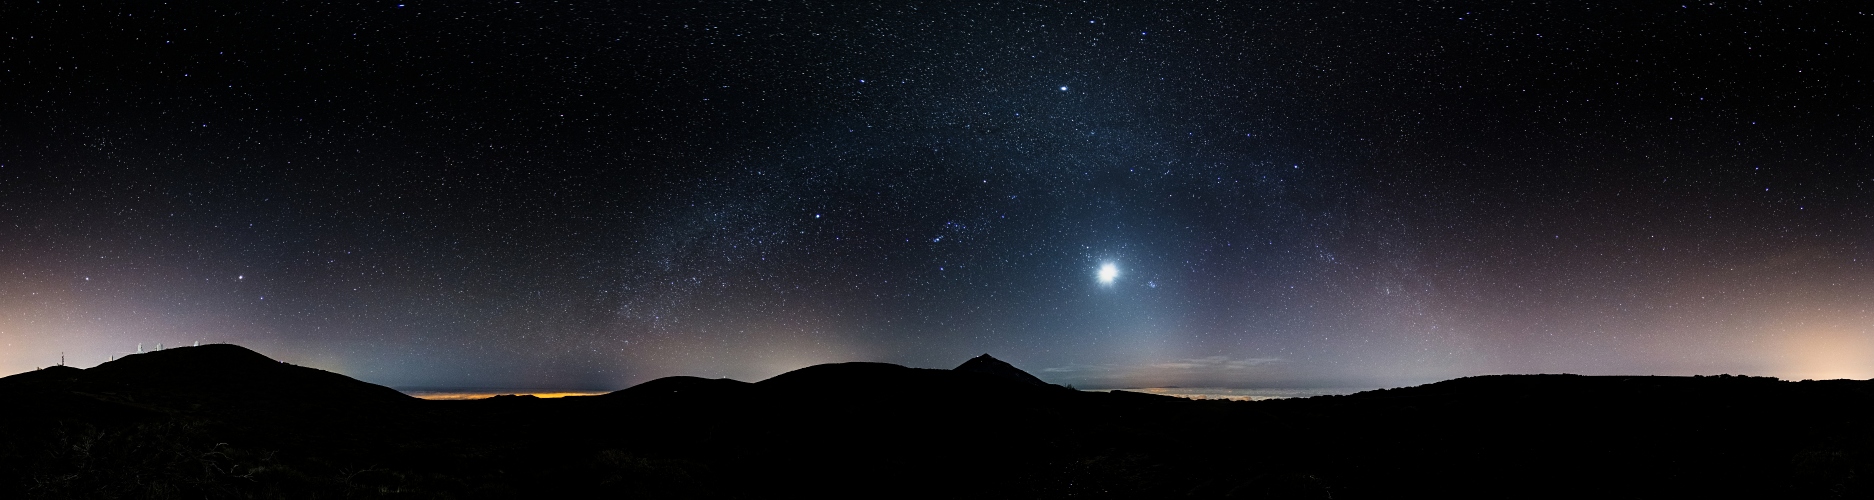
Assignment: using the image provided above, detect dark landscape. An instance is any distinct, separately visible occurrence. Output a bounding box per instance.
[6,1,1870,497]
[3,344,1872,499]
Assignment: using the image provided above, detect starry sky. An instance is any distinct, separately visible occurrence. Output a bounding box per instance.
[3,1,1870,390]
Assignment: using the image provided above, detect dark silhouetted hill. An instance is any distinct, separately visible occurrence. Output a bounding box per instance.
[953,353,1055,388]
[80,344,413,404]
[0,364,84,392]
[604,375,755,400]
[756,360,1049,398]
[0,345,410,424]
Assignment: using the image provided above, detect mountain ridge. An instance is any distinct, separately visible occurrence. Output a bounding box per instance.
[952,353,1055,388]
[0,344,413,405]
[5,345,1874,499]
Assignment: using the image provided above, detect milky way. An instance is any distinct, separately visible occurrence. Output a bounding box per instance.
[2,2,1868,389]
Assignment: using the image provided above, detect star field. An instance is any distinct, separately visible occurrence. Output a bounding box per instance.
[2,1,1869,389]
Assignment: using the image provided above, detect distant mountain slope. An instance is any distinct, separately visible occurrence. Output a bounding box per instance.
[0,364,83,388]
[0,344,412,405]
[599,375,755,404]
[952,353,1054,388]
[597,357,1064,404]
[753,359,1069,405]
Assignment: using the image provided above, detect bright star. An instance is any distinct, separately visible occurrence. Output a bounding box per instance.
[1097,263,1118,284]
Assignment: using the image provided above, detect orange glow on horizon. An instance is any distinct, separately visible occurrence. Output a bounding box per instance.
[1775,322,1874,381]
[407,391,609,400]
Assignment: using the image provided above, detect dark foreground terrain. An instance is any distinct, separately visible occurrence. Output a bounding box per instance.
[4,345,1872,499]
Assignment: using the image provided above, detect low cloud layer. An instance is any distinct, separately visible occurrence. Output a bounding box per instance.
[1150,356,1284,371]
[1045,356,1285,374]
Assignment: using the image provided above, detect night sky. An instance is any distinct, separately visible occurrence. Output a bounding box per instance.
[3,1,1869,390]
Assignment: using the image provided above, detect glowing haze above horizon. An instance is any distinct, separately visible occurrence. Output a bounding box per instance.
[3,2,1869,390]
